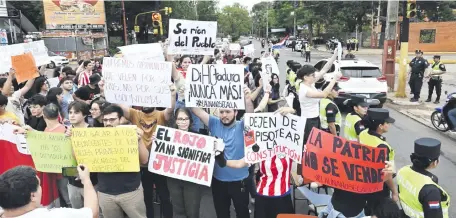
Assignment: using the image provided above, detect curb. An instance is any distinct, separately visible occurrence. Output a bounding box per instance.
[386,98,456,141]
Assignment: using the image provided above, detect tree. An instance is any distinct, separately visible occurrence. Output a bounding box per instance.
[197,0,219,21]
[9,1,44,30]
[217,3,251,41]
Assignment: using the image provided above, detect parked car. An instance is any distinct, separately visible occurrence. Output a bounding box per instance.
[316,58,387,108]
[47,51,69,69]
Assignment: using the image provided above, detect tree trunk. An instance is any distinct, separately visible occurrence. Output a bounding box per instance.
[309,20,313,44]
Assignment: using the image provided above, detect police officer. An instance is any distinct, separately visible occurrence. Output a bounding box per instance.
[319,82,341,136]
[397,138,450,218]
[409,50,430,102]
[285,60,294,85]
[304,42,311,62]
[343,95,369,142]
[359,108,398,216]
[353,37,359,51]
[426,55,446,104]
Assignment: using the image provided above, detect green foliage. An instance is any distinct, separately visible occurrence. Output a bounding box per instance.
[217,3,251,40]
[9,1,45,30]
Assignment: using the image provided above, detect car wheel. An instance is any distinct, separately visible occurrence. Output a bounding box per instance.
[48,61,55,69]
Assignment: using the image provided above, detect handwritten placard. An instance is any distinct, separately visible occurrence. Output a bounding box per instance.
[244,113,305,163]
[168,19,217,55]
[11,52,39,83]
[23,40,51,66]
[243,44,255,57]
[0,40,50,73]
[71,127,140,172]
[148,126,215,186]
[118,43,165,61]
[185,64,245,109]
[303,128,387,194]
[27,131,76,173]
[103,57,172,107]
[261,56,280,76]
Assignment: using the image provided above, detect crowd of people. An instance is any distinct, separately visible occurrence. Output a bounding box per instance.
[0,38,450,218]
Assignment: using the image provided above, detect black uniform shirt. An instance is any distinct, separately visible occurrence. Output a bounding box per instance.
[408,166,447,218]
[350,112,366,135]
[409,57,430,75]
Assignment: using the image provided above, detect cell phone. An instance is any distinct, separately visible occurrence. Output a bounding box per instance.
[62,167,78,177]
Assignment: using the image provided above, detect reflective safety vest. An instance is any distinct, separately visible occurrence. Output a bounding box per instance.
[359,130,395,163]
[305,44,311,52]
[319,98,341,130]
[431,62,442,79]
[397,166,450,218]
[344,113,362,141]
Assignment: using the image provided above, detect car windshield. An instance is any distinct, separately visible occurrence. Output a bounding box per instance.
[48,51,57,56]
[340,67,382,78]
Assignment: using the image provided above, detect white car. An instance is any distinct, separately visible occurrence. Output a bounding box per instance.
[47,51,69,69]
[316,58,388,108]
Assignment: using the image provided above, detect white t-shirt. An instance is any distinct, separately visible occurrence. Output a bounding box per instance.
[14,207,92,218]
[299,83,321,119]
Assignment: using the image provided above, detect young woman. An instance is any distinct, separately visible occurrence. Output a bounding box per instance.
[89,98,110,127]
[159,108,203,218]
[268,73,285,112]
[46,87,64,121]
[93,60,102,75]
[34,77,50,96]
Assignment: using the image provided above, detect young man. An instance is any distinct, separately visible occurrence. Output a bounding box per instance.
[0,165,98,218]
[118,84,176,218]
[26,94,48,131]
[343,95,369,142]
[73,74,101,104]
[191,87,255,218]
[97,105,149,218]
[66,101,99,210]
[319,82,341,136]
[60,76,75,120]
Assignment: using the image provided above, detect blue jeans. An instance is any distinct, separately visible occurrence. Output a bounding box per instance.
[318,201,365,218]
[448,108,456,129]
[175,100,201,132]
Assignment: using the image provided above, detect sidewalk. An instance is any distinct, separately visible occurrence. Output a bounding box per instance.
[387,77,456,140]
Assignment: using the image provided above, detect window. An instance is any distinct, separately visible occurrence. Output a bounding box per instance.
[340,67,382,78]
[314,61,326,71]
[419,29,436,43]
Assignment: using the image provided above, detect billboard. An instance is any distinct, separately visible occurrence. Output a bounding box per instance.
[43,0,106,29]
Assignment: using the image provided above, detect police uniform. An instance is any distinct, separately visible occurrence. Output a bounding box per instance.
[426,55,446,104]
[409,50,430,102]
[285,60,294,85]
[359,108,396,215]
[305,43,311,62]
[319,84,341,135]
[397,138,451,218]
[343,95,369,141]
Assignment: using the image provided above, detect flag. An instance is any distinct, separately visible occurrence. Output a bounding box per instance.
[428,201,440,209]
[0,123,59,206]
[272,35,289,50]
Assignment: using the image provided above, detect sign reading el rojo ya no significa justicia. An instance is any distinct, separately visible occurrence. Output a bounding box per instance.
[303,128,388,194]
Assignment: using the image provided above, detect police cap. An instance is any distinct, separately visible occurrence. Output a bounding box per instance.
[367,108,395,123]
[350,95,369,107]
[434,55,441,59]
[414,138,441,160]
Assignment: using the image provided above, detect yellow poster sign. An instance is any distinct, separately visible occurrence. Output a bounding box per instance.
[71,127,140,172]
[43,0,106,28]
[27,131,77,173]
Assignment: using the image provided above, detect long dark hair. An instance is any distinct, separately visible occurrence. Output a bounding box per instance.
[173,108,194,132]
[46,87,63,116]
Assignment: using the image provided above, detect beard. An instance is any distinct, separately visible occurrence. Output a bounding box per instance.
[221,117,236,126]
[142,107,155,113]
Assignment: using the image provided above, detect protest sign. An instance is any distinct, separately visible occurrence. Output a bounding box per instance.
[303,128,387,194]
[185,64,245,109]
[229,43,241,55]
[103,57,172,107]
[23,41,50,66]
[261,56,280,76]
[244,113,305,164]
[0,40,49,73]
[243,44,255,57]
[71,127,140,172]
[148,126,215,186]
[168,19,217,55]
[27,131,76,173]
[11,52,39,83]
[118,43,165,61]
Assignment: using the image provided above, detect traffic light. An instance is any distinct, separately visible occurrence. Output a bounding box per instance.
[152,13,161,28]
[406,0,417,18]
[164,7,172,15]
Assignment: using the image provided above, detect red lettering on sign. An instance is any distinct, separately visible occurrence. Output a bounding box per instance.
[173,131,206,149]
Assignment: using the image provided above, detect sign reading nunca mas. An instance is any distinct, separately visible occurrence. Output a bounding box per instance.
[43,0,106,29]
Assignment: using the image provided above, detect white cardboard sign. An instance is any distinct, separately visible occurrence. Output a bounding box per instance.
[244,113,305,164]
[118,43,165,62]
[185,64,245,109]
[168,19,217,55]
[0,40,50,73]
[102,57,172,107]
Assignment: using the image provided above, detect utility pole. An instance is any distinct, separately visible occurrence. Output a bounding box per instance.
[396,0,410,97]
[121,0,128,45]
[382,0,399,91]
[266,2,269,40]
[293,11,296,37]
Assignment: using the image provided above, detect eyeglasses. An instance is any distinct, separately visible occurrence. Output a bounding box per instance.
[102,118,119,123]
[177,118,189,122]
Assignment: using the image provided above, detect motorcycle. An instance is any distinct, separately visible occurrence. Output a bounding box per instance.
[431,91,456,132]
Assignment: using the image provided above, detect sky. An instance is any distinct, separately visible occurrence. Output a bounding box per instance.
[218,0,264,11]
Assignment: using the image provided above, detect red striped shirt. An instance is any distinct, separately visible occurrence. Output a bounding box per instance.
[78,71,92,88]
[257,156,292,196]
